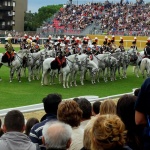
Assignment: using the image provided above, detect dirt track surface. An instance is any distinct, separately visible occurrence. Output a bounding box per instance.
[23,110,45,121]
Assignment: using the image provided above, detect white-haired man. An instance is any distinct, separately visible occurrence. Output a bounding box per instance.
[42,121,72,150]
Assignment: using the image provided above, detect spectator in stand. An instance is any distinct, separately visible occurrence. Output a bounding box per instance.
[25,117,39,136]
[57,100,83,150]
[42,121,72,150]
[30,93,62,150]
[0,110,40,150]
[117,94,143,150]
[75,98,92,129]
[100,99,116,115]
[91,114,131,150]
[92,101,101,116]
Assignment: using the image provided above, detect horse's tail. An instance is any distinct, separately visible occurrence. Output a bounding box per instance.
[140,58,147,77]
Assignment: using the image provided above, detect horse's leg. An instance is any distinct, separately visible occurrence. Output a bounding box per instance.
[80,70,84,85]
[135,65,139,78]
[10,67,15,82]
[62,72,67,88]
[66,73,70,88]
[17,67,22,82]
[28,67,32,82]
[41,69,49,85]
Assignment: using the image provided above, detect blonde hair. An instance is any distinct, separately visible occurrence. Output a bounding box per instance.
[100,99,116,115]
[91,114,127,150]
[57,100,82,127]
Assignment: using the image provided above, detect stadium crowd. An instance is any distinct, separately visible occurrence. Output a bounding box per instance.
[0,77,150,150]
[41,1,150,36]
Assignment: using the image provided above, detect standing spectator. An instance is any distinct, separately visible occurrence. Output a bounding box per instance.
[42,121,72,150]
[0,110,39,150]
[135,78,150,150]
[57,100,83,150]
[30,93,62,150]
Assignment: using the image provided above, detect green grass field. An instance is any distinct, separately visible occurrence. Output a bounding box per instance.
[0,46,145,109]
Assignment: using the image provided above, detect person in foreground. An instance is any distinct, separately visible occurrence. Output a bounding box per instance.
[42,121,72,150]
[135,77,150,150]
[0,110,40,150]
[91,114,132,150]
[30,93,62,150]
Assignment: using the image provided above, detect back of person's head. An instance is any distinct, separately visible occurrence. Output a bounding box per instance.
[4,110,25,132]
[42,121,72,150]
[92,101,101,115]
[25,117,39,136]
[134,88,140,96]
[83,117,97,150]
[43,93,62,114]
[91,114,126,150]
[100,99,116,115]
[76,98,92,120]
[57,100,82,127]
[117,94,137,132]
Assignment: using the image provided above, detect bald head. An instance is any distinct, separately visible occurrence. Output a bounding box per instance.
[42,121,72,150]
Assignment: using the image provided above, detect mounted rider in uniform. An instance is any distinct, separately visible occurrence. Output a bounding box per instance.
[4,36,14,66]
[144,37,150,59]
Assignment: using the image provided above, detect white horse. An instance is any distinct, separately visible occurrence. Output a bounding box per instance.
[140,58,150,78]
[0,51,27,82]
[26,51,43,82]
[71,54,98,86]
[90,52,111,82]
[41,54,78,88]
[127,48,143,77]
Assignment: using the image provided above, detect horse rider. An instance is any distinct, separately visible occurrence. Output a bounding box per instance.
[130,37,138,51]
[4,37,14,66]
[55,50,66,73]
[144,38,150,59]
[119,37,125,52]
[111,35,118,53]
[20,38,28,50]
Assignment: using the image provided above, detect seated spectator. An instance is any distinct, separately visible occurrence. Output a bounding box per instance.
[75,98,92,129]
[117,94,143,150]
[57,100,83,150]
[25,117,39,136]
[42,121,72,150]
[0,110,40,150]
[92,101,101,116]
[30,93,62,150]
[100,99,116,115]
[91,114,131,150]
[0,119,4,137]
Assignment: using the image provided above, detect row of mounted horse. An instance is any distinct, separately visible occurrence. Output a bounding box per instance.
[0,48,149,88]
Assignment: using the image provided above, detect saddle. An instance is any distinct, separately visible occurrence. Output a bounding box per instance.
[2,52,15,66]
[51,56,66,70]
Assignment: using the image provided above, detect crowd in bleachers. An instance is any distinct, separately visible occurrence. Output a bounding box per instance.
[1,78,150,150]
[41,1,150,36]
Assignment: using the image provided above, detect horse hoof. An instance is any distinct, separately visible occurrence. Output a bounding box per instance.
[19,81,21,83]
[0,79,2,81]
[10,81,12,83]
